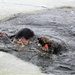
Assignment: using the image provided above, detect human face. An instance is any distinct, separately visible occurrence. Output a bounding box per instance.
[17,37,34,45]
[17,37,29,45]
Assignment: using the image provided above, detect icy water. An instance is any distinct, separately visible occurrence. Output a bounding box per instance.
[0,8,75,75]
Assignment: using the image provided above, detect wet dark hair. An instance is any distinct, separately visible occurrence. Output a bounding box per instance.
[15,28,34,40]
[38,38,46,46]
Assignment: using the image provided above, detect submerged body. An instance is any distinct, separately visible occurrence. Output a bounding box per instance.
[10,28,34,46]
[38,36,67,54]
[0,28,34,48]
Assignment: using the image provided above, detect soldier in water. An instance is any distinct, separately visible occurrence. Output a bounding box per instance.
[37,36,67,54]
[0,28,35,47]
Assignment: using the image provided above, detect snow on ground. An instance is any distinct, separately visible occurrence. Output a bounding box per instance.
[0,51,53,75]
[0,2,44,20]
[0,0,75,20]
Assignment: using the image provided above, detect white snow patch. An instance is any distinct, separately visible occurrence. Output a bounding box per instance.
[0,51,53,75]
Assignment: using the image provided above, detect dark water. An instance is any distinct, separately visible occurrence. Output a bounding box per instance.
[0,8,75,75]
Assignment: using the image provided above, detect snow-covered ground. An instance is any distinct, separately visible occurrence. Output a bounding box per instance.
[0,0,75,20]
[0,2,44,20]
[0,52,53,75]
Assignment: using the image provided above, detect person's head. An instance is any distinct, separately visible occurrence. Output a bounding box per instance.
[14,28,34,45]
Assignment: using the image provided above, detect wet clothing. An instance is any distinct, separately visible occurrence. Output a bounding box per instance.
[37,36,67,54]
